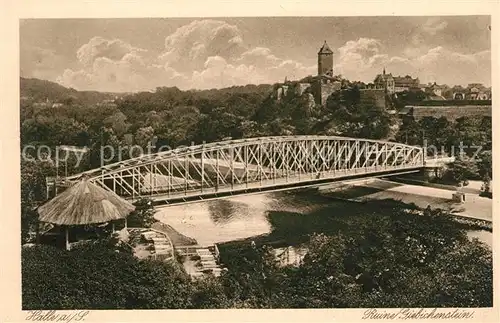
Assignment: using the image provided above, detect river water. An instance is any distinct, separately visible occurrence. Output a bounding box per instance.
[155,190,492,249]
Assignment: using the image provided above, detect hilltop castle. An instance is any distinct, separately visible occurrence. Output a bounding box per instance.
[275,41,387,110]
[276,41,343,106]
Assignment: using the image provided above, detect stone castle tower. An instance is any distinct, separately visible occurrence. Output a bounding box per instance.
[314,41,341,105]
[275,41,340,107]
[317,41,334,76]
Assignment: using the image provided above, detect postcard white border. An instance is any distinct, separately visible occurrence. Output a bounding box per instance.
[1,1,498,322]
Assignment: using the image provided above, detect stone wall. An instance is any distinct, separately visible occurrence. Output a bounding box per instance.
[409,105,491,120]
[295,83,311,96]
[311,80,341,105]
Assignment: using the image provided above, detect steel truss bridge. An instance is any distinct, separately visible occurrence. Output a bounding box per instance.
[62,136,428,205]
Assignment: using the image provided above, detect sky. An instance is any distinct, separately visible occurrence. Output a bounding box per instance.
[20,16,491,92]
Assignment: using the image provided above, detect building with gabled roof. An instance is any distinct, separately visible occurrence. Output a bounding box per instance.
[373,68,395,93]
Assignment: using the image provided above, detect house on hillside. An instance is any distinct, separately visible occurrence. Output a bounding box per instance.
[451,84,491,101]
[465,83,488,100]
[393,75,420,92]
[373,69,420,94]
[426,82,443,97]
[373,68,395,93]
[424,82,446,100]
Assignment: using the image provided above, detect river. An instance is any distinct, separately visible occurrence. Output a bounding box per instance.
[155,189,492,249]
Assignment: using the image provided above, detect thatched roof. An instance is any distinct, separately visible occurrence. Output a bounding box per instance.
[38,179,135,225]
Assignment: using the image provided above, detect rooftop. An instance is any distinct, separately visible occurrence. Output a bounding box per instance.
[318,41,333,55]
[38,179,135,225]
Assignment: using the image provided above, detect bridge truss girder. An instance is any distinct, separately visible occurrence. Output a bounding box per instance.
[64,136,424,203]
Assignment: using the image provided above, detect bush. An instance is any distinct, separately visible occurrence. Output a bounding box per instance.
[22,206,493,309]
[22,243,193,309]
[278,208,493,308]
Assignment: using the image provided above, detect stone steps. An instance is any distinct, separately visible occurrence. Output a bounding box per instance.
[195,247,223,276]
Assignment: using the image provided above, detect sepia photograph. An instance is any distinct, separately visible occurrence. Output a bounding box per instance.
[5,5,497,320]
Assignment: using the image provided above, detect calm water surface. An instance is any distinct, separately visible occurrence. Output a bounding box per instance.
[155,191,320,246]
[155,190,492,248]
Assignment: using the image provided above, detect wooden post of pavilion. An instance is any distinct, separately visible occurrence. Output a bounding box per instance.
[65,225,70,251]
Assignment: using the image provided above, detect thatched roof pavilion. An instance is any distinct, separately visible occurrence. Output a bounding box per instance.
[38,179,135,249]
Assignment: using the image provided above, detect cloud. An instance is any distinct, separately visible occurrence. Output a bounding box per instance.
[413,47,490,85]
[76,36,147,67]
[335,38,386,81]
[237,47,281,68]
[57,19,317,92]
[409,17,448,51]
[422,17,448,35]
[158,19,246,73]
[334,37,491,86]
[191,56,255,89]
[57,36,192,92]
[338,38,383,59]
[52,20,490,92]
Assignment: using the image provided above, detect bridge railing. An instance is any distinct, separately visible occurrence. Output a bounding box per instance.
[55,136,425,202]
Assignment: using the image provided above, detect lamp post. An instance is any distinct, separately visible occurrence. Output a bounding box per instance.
[55,146,59,195]
[421,130,427,166]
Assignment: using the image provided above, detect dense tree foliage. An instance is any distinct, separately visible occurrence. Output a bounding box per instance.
[396,115,492,153]
[21,157,56,243]
[126,198,156,228]
[319,87,395,139]
[395,114,491,186]
[216,207,492,308]
[22,241,193,309]
[22,207,492,309]
[21,78,400,173]
[446,157,481,186]
[20,78,493,309]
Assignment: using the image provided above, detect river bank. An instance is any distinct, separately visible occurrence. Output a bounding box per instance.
[154,184,492,251]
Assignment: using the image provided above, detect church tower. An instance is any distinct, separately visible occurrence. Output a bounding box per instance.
[317,41,334,76]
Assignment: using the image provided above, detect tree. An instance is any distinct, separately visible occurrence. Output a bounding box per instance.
[134,126,155,148]
[155,106,201,147]
[477,150,492,179]
[480,174,492,198]
[126,198,155,228]
[21,115,88,147]
[87,127,124,168]
[196,107,244,142]
[453,116,491,150]
[217,244,283,308]
[103,112,130,138]
[22,243,193,309]
[321,88,394,139]
[276,207,491,308]
[447,156,480,186]
[21,157,57,243]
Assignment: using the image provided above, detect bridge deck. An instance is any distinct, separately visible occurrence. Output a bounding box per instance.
[133,164,422,205]
[53,136,453,205]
